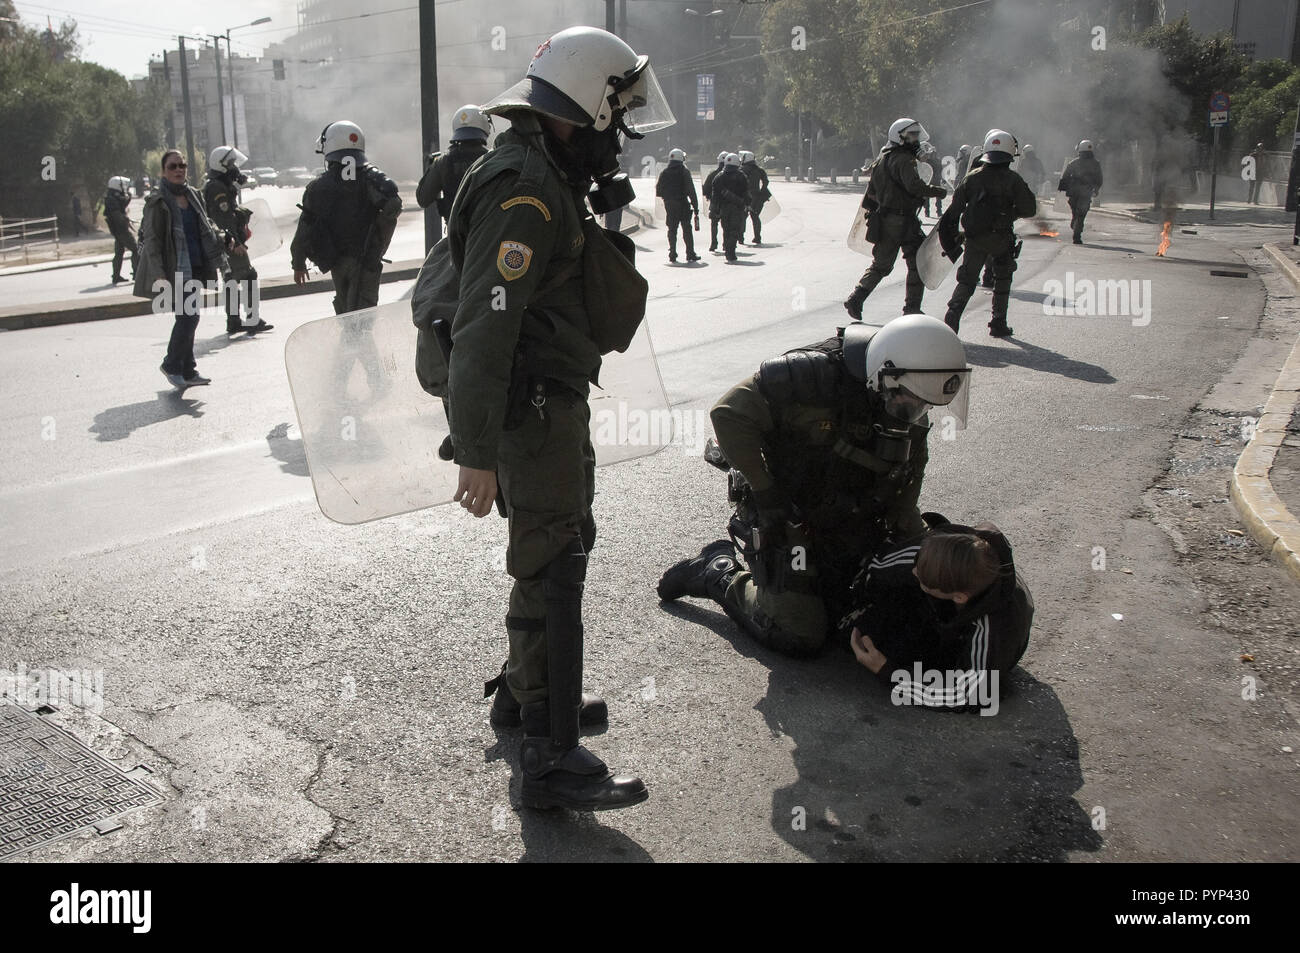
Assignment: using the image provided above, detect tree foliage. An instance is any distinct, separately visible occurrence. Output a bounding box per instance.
[0,4,165,220]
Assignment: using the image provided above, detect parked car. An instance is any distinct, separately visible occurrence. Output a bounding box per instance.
[284,166,316,186]
[250,167,279,186]
[242,173,260,190]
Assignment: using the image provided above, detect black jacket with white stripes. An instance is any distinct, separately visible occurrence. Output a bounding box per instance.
[847,524,1033,711]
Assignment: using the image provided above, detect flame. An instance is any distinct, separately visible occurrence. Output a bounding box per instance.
[1156,221,1172,257]
[1040,230,1059,237]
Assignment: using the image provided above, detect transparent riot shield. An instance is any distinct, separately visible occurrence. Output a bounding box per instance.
[243,198,281,260]
[759,197,781,223]
[285,301,673,524]
[847,206,872,257]
[916,223,956,290]
[917,162,934,186]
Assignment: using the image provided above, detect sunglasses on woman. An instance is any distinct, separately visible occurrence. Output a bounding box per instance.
[165,162,187,171]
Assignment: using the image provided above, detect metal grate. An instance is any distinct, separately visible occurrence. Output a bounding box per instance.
[0,703,164,860]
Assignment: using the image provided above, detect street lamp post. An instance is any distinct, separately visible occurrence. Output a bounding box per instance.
[683,9,724,163]
[210,35,226,144]
[225,16,271,153]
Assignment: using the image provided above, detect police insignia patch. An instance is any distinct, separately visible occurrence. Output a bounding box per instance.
[500,196,551,220]
[496,241,532,281]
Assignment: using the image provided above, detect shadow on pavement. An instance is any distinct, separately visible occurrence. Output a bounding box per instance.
[963,338,1116,384]
[266,423,310,478]
[661,600,1102,862]
[90,392,203,441]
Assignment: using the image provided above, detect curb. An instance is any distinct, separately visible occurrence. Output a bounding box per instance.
[0,261,424,332]
[1230,242,1300,582]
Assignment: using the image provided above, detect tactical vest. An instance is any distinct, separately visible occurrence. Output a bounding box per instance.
[754,332,928,544]
[436,142,488,219]
[302,165,386,269]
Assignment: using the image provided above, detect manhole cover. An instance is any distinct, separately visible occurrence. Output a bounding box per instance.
[0,703,164,859]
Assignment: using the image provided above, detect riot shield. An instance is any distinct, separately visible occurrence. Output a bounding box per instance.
[917,162,934,186]
[847,206,872,257]
[916,224,956,290]
[243,198,281,260]
[759,197,781,223]
[285,301,673,524]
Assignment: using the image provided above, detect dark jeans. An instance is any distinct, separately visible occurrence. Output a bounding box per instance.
[161,265,213,375]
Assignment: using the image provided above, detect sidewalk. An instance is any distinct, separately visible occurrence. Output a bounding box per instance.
[1232,241,1300,582]
[1089,198,1295,228]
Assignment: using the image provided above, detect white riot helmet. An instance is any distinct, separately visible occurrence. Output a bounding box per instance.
[724,152,741,167]
[958,143,972,156]
[668,148,686,162]
[920,141,937,157]
[981,128,1018,164]
[888,118,929,146]
[482,26,675,134]
[1022,143,1035,153]
[106,176,131,195]
[716,150,728,164]
[844,315,971,428]
[1077,139,1094,153]
[738,149,755,164]
[208,145,248,174]
[317,120,366,162]
[450,104,492,142]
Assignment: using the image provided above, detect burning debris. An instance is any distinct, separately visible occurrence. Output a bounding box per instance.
[1156,221,1172,257]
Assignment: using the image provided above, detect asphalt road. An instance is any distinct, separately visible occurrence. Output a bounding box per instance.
[2,182,1297,862]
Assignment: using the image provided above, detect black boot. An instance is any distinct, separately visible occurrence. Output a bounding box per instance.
[519,542,647,812]
[844,289,866,321]
[657,539,740,602]
[944,311,961,333]
[487,663,608,729]
[520,704,647,811]
[989,319,1014,337]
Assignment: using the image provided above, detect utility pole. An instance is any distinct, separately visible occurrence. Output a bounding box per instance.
[606,0,615,33]
[419,0,440,253]
[178,36,198,186]
[211,35,227,144]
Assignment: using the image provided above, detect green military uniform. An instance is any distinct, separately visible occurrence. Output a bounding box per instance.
[446,114,601,708]
[940,162,1036,335]
[740,159,770,243]
[417,140,490,226]
[701,161,724,251]
[290,161,402,315]
[104,189,137,283]
[203,172,258,330]
[706,337,929,655]
[847,146,946,315]
[711,165,749,261]
[1058,152,1102,243]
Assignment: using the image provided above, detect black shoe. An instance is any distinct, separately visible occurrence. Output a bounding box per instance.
[111,276,126,284]
[844,295,865,321]
[668,253,677,263]
[708,244,717,251]
[520,739,648,812]
[726,255,738,263]
[183,372,211,386]
[1073,236,1082,245]
[657,539,738,601]
[227,321,242,335]
[490,677,608,729]
[686,253,701,262]
[944,315,961,333]
[751,240,762,247]
[160,365,188,390]
[989,323,1014,338]
[245,321,274,336]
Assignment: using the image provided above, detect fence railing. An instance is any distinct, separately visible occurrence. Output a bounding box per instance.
[0,216,61,265]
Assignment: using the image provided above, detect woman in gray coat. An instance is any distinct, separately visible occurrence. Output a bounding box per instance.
[134,149,232,390]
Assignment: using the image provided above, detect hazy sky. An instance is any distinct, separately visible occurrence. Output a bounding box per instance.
[13,0,305,78]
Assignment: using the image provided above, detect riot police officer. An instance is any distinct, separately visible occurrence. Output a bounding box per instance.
[452,25,675,812]
[843,118,947,319]
[655,147,700,262]
[938,129,1037,337]
[658,314,971,656]
[712,153,750,262]
[1018,143,1045,195]
[417,104,493,234]
[1058,139,1103,244]
[290,121,402,314]
[701,150,727,252]
[204,146,272,335]
[738,150,771,245]
[104,176,137,285]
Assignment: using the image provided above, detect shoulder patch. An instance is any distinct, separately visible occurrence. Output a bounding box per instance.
[500,196,551,221]
[496,241,533,281]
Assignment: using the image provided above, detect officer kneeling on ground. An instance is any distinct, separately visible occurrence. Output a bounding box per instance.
[658,314,970,656]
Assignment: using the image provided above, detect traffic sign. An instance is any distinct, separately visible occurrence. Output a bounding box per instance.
[1210,91,1230,111]
[1209,110,1228,127]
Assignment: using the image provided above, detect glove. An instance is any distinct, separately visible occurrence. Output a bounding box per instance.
[752,486,796,532]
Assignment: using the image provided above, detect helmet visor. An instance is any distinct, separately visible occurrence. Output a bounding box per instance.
[614,63,675,133]
[881,368,971,429]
